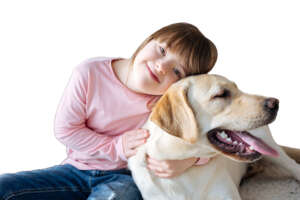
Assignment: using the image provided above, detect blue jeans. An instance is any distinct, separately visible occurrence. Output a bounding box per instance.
[0,164,143,200]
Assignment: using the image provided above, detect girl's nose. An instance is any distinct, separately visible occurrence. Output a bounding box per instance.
[156,63,168,75]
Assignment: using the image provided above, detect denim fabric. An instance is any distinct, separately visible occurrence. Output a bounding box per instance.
[0,164,143,200]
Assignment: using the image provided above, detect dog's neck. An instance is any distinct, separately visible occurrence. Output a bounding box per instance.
[143,121,217,160]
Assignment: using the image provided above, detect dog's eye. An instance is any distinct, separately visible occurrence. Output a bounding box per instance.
[213,89,231,99]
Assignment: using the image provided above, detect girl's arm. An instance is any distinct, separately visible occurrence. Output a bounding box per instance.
[146,157,210,178]
[53,65,127,162]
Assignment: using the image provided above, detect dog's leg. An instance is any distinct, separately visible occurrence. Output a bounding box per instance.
[280,145,300,163]
[265,145,300,181]
[250,126,300,181]
[206,170,242,200]
[206,181,242,200]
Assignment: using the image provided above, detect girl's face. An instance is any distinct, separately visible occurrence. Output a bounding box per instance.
[129,39,186,95]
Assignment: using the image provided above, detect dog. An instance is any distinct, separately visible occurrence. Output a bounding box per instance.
[128,74,300,200]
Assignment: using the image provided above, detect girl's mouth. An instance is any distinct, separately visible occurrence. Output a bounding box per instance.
[146,64,160,83]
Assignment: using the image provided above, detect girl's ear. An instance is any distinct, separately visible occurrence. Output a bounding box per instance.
[150,84,199,143]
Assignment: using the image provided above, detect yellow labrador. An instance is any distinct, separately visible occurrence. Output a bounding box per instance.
[128,74,300,200]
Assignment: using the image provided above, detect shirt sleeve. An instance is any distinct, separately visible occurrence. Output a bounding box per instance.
[53,63,127,162]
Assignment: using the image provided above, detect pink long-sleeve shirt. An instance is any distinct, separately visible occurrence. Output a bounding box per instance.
[54,57,158,170]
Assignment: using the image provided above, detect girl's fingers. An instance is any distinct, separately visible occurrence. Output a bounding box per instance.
[147,164,165,173]
[147,158,170,173]
[123,129,150,158]
[147,157,168,168]
[125,130,148,145]
[128,129,148,136]
[130,133,149,141]
[128,138,147,149]
[125,149,137,158]
[147,165,173,178]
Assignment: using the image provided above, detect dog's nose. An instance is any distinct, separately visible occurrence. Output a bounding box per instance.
[264,98,279,112]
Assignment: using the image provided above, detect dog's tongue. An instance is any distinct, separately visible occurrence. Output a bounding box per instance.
[235,132,279,157]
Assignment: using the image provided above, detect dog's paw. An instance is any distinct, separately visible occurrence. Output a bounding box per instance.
[290,164,300,182]
[293,172,300,182]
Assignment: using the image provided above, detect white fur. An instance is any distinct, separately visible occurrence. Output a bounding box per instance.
[128,75,300,200]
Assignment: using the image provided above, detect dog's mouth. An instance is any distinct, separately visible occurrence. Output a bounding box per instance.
[207,128,279,162]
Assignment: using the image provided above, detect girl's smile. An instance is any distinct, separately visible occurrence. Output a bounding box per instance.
[127,39,186,95]
[146,63,160,83]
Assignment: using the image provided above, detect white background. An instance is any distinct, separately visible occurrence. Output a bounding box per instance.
[0,0,299,173]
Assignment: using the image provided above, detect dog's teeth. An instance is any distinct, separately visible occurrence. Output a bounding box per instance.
[226,138,232,142]
[239,142,243,146]
[233,141,238,145]
[249,146,254,150]
[219,131,228,138]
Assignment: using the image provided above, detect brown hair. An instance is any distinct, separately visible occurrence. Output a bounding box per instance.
[130,22,218,76]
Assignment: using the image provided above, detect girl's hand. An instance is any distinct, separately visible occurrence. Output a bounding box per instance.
[122,129,149,159]
[146,157,198,178]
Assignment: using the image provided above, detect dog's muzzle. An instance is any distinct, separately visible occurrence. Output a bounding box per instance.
[207,128,279,162]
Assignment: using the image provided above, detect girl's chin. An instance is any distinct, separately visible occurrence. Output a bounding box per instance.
[130,77,163,95]
[138,86,162,96]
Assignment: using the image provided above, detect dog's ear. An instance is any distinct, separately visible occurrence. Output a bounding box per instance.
[150,84,199,143]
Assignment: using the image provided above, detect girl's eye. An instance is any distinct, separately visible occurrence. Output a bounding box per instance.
[159,46,166,56]
[173,68,182,78]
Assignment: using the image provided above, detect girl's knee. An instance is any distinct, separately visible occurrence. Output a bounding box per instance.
[88,181,142,200]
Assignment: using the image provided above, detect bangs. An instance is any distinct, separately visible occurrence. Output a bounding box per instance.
[155,31,216,76]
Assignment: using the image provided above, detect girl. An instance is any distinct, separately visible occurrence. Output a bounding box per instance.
[0,22,217,200]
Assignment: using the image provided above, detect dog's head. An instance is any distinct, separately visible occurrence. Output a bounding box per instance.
[150,74,279,162]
